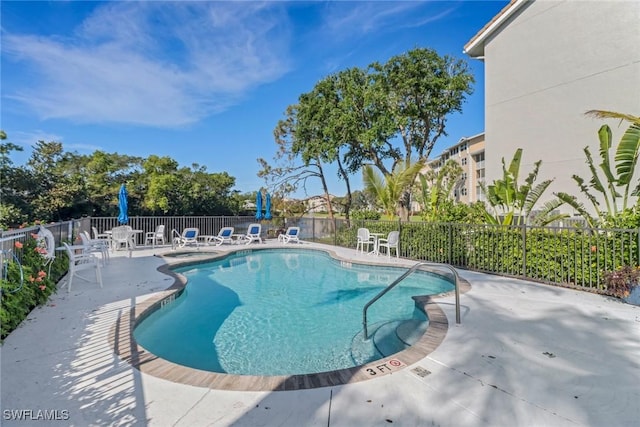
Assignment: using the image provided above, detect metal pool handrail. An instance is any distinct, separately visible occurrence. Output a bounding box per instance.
[362,262,461,340]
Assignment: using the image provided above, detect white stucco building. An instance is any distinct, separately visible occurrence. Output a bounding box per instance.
[464,0,640,214]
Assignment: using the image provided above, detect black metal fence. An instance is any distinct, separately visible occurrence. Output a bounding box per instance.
[2,216,638,295]
[332,219,639,293]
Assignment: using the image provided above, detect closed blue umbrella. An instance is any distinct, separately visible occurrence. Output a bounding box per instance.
[264,193,272,220]
[118,184,129,224]
[255,191,263,220]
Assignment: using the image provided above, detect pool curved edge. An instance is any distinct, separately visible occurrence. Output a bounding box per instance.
[109,246,471,392]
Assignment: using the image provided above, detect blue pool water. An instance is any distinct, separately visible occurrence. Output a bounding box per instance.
[134,249,453,376]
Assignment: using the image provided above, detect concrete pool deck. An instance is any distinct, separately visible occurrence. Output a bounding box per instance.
[1,240,639,426]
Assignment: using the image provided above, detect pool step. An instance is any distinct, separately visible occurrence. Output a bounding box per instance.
[372,320,406,357]
[349,324,384,366]
[396,318,429,346]
[373,317,430,357]
[350,315,430,366]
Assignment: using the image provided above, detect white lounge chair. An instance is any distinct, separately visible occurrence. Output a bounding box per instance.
[242,223,262,245]
[278,226,300,244]
[145,224,166,247]
[62,242,103,292]
[356,228,375,254]
[172,227,199,249]
[377,231,400,258]
[212,227,234,246]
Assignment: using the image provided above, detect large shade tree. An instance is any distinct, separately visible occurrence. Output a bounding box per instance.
[372,48,474,219]
[0,131,30,227]
[260,103,339,218]
[263,47,474,221]
[0,134,241,226]
[26,141,88,221]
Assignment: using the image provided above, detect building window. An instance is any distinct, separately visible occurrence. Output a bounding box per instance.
[476,169,485,179]
[461,157,467,165]
[461,172,467,181]
[461,187,467,196]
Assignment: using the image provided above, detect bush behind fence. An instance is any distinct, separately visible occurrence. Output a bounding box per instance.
[329,219,639,294]
[3,216,638,296]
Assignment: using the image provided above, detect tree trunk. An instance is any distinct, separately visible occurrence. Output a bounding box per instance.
[398,190,411,221]
[337,156,352,226]
[317,159,334,219]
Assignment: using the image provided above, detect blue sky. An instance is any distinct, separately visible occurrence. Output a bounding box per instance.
[1,0,507,197]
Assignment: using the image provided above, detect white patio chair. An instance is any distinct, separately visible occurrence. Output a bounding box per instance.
[62,242,103,292]
[145,224,166,248]
[111,225,133,252]
[377,230,400,258]
[80,231,110,265]
[92,226,111,241]
[356,228,375,254]
[242,223,262,245]
[278,227,300,244]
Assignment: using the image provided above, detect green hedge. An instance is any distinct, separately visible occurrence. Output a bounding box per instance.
[337,222,640,294]
[1,234,68,340]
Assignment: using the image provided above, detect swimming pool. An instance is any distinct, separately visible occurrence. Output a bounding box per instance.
[134,249,454,376]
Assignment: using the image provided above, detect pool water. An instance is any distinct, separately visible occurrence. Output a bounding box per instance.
[134,249,453,376]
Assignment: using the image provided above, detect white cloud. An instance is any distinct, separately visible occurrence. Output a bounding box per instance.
[321,1,455,39]
[8,130,65,150]
[5,130,102,165]
[2,2,292,127]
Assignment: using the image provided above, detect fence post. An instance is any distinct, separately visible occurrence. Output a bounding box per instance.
[521,223,527,277]
[398,218,402,257]
[448,223,453,264]
[334,217,337,246]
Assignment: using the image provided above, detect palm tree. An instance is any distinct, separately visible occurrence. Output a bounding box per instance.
[480,148,566,226]
[417,159,463,222]
[557,110,640,227]
[362,160,425,218]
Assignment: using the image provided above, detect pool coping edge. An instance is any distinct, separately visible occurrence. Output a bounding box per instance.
[109,245,471,392]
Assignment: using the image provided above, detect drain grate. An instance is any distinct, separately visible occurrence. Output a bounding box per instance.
[410,366,431,378]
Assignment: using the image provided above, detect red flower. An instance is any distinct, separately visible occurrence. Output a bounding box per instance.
[590,245,597,253]
[37,270,46,278]
[14,241,23,249]
[28,276,35,283]
[39,285,46,291]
